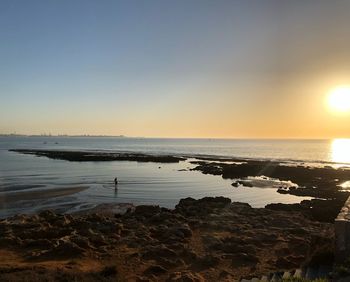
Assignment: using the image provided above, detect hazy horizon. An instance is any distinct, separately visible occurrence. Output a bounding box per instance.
[0,133,348,141]
[1,0,350,138]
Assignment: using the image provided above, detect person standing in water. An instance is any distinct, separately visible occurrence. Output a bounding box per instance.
[114,177,118,188]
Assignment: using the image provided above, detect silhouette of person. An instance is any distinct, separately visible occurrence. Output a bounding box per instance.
[114,177,118,188]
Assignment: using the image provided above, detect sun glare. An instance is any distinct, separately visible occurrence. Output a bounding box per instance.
[328,86,350,112]
[332,138,350,164]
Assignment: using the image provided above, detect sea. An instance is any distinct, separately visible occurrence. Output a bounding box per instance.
[0,137,349,217]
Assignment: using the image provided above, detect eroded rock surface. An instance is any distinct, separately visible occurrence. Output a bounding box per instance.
[0,197,334,281]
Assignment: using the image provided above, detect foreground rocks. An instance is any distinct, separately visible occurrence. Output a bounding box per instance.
[0,197,334,281]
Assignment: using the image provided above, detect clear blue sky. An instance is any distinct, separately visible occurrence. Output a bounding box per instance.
[1,0,350,137]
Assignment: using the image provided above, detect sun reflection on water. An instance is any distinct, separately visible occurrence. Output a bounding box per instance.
[332,139,350,164]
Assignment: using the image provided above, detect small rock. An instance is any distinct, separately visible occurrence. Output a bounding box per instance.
[142,245,177,260]
[167,271,205,282]
[143,265,167,276]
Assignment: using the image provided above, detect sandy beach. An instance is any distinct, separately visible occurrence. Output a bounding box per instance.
[0,186,88,205]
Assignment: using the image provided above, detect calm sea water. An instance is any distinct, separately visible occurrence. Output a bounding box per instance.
[0,137,348,217]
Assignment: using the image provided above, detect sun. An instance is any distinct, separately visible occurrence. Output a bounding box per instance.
[328,86,350,112]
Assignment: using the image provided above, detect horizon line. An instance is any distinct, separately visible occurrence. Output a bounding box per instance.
[0,133,348,140]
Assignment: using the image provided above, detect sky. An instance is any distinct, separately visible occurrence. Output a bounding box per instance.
[1,0,350,138]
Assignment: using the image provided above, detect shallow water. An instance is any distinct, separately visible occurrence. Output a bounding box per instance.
[1,137,347,217]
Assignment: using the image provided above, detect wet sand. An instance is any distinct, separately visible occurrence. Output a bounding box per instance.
[0,186,88,205]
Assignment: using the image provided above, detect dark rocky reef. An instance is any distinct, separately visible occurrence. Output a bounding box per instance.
[191,160,350,190]
[191,160,350,222]
[10,149,186,163]
[266,197,349,223]
[0,197,335,281]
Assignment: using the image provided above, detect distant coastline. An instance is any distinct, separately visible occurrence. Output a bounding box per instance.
[0,134,125,138]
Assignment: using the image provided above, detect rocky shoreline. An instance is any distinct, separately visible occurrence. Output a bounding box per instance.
[10,149,350,222]
[0,197,334,281]
[3,149,350,280]
[190,160,350,223]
